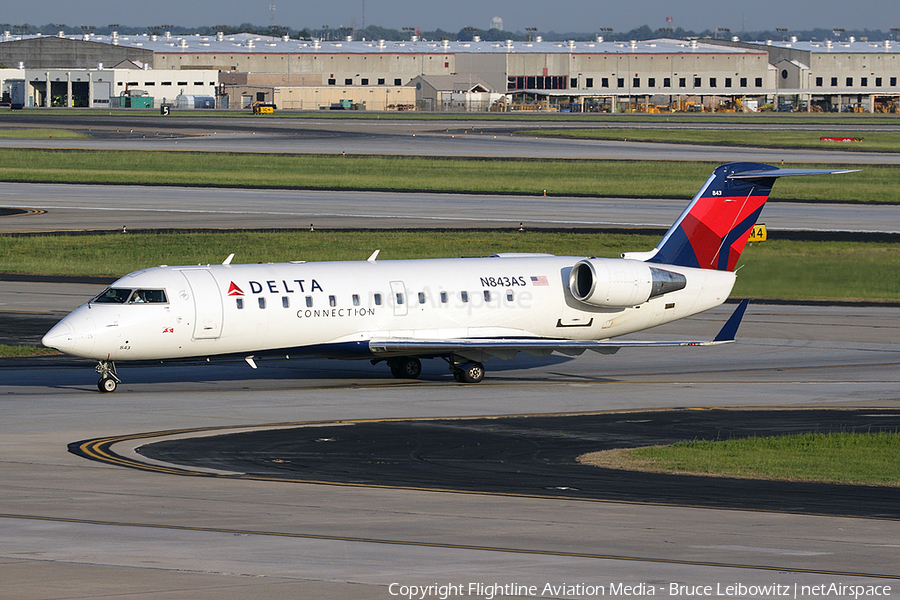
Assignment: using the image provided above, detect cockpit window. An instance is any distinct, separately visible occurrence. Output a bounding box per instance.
[129,289,168,304]
[91,288,168,304]
[92,288,131,304]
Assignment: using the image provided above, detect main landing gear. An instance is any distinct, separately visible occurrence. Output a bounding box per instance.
[382,356,486,383]
[95,360,120,393]
[387,357,422,379]
[450,360,485,384]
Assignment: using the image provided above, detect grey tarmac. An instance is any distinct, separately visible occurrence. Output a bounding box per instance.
[2,304,900,598]
[2,182,899,233]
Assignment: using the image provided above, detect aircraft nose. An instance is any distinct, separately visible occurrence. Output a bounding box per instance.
[42,310,97,356]
[42,320,75,352]
[41,319,75,352]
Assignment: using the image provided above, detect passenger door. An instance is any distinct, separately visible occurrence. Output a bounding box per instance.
[180,269,223,339]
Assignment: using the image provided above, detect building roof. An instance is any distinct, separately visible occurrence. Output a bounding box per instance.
[0,32,765,56]
[738,39,899,54]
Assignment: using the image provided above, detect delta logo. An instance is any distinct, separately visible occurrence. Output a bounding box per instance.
[227,282,245,296]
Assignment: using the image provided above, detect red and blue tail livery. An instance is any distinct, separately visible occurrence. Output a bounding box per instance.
[649,163,854,271]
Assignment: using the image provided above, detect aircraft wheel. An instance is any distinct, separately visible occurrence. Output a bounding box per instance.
[98,377,117,393]
[459,362,485,384]
[389,357,422,379]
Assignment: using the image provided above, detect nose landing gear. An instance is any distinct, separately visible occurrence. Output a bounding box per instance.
[95,360,120,393]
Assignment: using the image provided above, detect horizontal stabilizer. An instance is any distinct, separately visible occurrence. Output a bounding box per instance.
[728,168,858,180]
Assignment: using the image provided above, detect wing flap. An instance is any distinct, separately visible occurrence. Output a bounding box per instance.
[368,300,749,361]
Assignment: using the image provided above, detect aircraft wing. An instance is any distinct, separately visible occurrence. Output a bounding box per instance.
[369,300,749,362]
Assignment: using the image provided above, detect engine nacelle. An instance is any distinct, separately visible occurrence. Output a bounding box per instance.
[569,259,686,308]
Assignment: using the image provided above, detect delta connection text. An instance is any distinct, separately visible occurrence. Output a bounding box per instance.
[387,581,892,599]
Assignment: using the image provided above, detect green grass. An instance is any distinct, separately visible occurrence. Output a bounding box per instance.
[0,128,89,139]
[0,231,655,277]
[522,128,900,152]
[580,432,900,486]
[0,149,891,202]
[1,232,898,302]
[734,240,900,302]
[0,344,59,357]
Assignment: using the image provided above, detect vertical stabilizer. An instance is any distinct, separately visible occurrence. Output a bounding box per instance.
[649,163,776,271]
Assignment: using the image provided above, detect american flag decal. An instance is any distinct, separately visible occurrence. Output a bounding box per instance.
[530,275,549,286]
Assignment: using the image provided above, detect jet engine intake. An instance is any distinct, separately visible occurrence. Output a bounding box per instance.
[569,259,686,308]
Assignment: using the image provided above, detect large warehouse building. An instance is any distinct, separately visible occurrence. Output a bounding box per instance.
[716,37,900,112]
[1,30,898,112]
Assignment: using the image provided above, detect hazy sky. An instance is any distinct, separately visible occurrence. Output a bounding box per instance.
[3,0,895,34]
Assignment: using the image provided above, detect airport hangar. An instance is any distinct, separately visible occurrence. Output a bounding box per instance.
[1,30,899,112]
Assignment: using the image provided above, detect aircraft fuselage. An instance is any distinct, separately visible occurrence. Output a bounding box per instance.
[44,254,735,363]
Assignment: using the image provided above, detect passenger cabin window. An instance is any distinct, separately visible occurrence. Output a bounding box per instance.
[236,298,244,309]
[305,296,313,307]
[396,293,404,305]
[258,298,266,309]
[329,295,337,307]
[352,294,360,306]
[440,291,448,303]
[374,293,382,306]
[483,290,491,302]
[460,291,469,303]
[418,292,426,304]
[507,290,514,302]
[282,296,290,308]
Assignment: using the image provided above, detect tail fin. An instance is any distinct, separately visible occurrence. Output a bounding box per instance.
[645,162,854,271]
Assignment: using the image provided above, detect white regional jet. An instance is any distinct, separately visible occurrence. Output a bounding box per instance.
[43,162,850,392]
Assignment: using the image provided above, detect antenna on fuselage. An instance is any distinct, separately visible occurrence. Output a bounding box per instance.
[223,253,235,265]
[367,250,380,262]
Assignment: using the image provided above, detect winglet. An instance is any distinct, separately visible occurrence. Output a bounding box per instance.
[713,299,750,343]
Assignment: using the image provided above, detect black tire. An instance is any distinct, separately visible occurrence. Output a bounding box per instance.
[389,357,422,379]
[98,377,117,393]
[459,362,485,384]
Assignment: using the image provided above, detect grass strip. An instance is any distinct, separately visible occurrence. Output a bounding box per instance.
[1,232,898,302]
[522,128,900,152]
[578,432,900,487]
[0,128,90,139]
[0,149,892,202]
[0,344,59,357]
